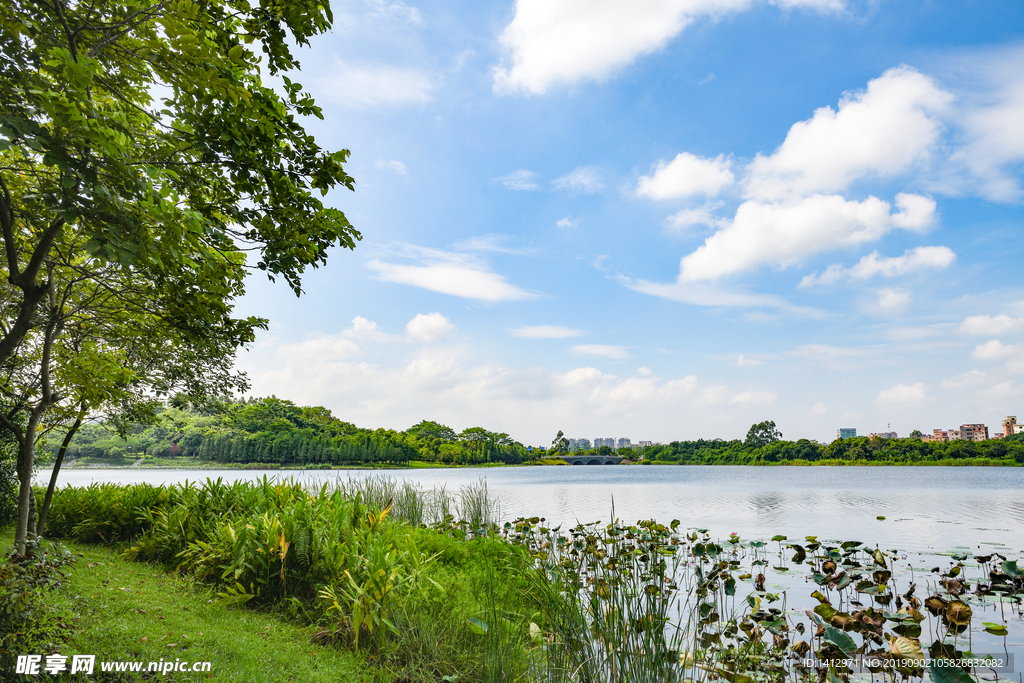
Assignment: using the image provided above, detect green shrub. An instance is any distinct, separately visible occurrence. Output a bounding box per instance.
[0,540,75,675]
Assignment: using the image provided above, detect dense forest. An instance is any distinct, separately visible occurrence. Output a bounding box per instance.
[38,400,1024,467]
[44,397,533,467]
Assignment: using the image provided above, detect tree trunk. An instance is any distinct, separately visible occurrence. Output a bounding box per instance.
[15,436,34,555]
[37,406,85,536]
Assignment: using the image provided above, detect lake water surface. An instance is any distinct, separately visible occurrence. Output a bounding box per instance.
[37,464,1024,668]
[42,465,1024,554]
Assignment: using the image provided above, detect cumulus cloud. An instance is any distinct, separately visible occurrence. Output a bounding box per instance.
[958,313,1024,335]
[570,344,631,360]
[406,313,455,343]
[492,0,843,95]
[367,244,537,302]
[665,203,729,232]
[552,166,604,193]
[800,246,956,286]
[745,67,952,201]
[736,354,765,367]
[637,153,734,199]
[876,382,927,405]
[510,325,587,339]
[494,169,541,191]
[676,193,935,282]
[972,339,1016,360]
[875,287,911,311]
[345,316,399,343]
[375,159,409,176]
[319,61,434,107]
[810,401,828,415]
[556,217,578,228]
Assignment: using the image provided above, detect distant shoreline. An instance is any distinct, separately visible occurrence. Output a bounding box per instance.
[48,456,1020,471]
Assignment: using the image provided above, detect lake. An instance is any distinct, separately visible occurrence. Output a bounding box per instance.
[40,464,1024,554]
[36,464,1024,669]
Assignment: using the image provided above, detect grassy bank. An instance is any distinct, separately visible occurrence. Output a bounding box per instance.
[1,530,376,682]
[5,477,1023,683]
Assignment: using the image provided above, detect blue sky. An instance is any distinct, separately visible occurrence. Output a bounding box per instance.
[234,0,1024,445]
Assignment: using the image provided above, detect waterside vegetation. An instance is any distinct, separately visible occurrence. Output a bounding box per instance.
[38,399,1024,469]
[4,477,1022,682]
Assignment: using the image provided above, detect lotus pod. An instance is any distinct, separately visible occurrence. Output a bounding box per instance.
[943,601,972,627]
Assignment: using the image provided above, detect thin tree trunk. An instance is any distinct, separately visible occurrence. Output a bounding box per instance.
[15,437,34,555]
[37,404,85,536]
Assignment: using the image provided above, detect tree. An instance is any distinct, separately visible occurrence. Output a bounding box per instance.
[0,0,359,552]
[551,430,569,456]
[909,429,923,439]
[744,420,782,449]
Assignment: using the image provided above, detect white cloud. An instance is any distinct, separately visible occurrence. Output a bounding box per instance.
[746,67,952,201]
[552,166,604,193]
[958,313,1024,336]
[450,234,530,254]
[736,354,765,367]
[677,193,935,282]
[406,313,455,343]
[876,382,927,405]
[729,390,777,405]
[972,339,1016,360]
[940,369,988,389]
[637,153,734,199]
[954,48,1024,201]
[492,0,843,95]
[345,316,399,343]
[510,325,587,339]
[810,401,828,415]
[665,203,729,231]
[319,61,434,107]
[367,244,536,302]
[494,169,540,191]
[800,246,956,286]
[366,0,423,25]
[875,287,911,311]
[570,344,631,360]
[375,159,409,176]
[556,217,578,229]
[622,277,824,315]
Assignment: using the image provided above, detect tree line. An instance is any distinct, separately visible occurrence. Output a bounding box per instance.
[49,396,533,467]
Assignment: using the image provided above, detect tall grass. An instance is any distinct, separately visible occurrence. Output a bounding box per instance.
[35,478,1024,683]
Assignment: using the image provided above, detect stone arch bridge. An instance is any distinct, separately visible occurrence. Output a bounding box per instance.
[559,455,622,465]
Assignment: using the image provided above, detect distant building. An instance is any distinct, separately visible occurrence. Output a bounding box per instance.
[837,428,857,439]
[593,437,616,449]
[923,429,948,443]
[1003,416,1018,435]
[959,424,989,441]
[616,438,632,449]
[869,432,898,439]
[568,438,591,451]
[637,440,653,447]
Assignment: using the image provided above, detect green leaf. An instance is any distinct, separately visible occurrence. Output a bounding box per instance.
[927,662,975,683]
[466,617,488,635]
[822,624,857,657]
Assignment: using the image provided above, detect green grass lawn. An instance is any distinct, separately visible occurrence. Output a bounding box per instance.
[4,532,379,682]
